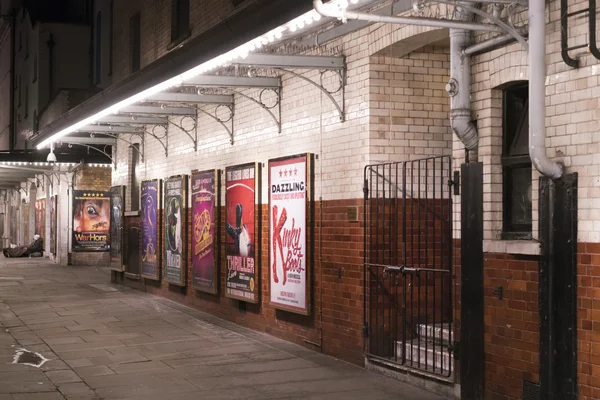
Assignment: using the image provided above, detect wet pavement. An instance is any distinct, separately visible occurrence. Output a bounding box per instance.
[0,257,446,400]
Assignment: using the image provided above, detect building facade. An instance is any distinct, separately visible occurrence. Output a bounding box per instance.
[0,0,113,260]
[14,0,600,399]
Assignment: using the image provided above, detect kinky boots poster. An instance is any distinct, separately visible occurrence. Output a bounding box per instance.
[191,170,220,294]
[225,163,260,303]
[164,175,187,286]
[269,154,313,315]
[72,190,111,252]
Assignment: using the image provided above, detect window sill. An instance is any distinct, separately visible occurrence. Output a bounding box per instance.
[167,30,191,51]
[124,211,139,217]
[483,239,540,256]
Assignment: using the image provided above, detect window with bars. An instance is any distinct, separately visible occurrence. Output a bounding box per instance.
[130,12,141,73]
[170,0,190,43]
[502,82,532,239]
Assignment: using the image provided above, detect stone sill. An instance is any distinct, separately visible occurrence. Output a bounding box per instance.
[124,211,140,217]
[483,240,540,256]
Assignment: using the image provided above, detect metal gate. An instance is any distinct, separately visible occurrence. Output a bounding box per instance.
[363,156,454,378]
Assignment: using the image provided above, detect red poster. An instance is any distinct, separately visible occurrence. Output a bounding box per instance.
[225,163,260,303]
[35,199,46,238]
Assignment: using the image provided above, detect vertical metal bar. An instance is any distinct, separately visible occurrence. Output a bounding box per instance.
[434,158,438,372]
[426,160,430,372]
[369,166,374,354]
[385,164,391,358]
[418,268,422,369]
[395,163,400,362]
[418,161,422,267]
[411,162,414,270]
[363,169,368,355]
[375,164,380,356]
[447,156,454,375]
[402,162,407,364]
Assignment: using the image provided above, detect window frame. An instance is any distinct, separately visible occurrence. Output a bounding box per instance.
[130,12,141,73]
[501,82,532,240]
[169,0,190,47]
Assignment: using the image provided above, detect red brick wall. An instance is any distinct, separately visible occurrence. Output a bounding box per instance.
[454,244,600,400]
[483,253,540,399]
[115,198,366,365]
[577,243,600,400]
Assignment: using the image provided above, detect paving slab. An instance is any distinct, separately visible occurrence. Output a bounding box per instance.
[0,258,448,399]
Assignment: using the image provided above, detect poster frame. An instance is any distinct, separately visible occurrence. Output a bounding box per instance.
[191,169,221,295]
[224,162,261,304]
[267,153,313,316]
[72,190,111,252]
[140,179,162,281]
[109,185,126,272]
[35,198,46,239]
[163,174,188,286]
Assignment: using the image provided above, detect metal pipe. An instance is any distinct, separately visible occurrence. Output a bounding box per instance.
[529,0,563,179]
[447,5,478,161]
[313,0,504,31]
[462,27,528,55]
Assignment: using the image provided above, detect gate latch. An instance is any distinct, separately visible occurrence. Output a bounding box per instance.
[450,171,460,195]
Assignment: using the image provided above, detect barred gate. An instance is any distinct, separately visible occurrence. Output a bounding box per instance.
[363,156,454,378]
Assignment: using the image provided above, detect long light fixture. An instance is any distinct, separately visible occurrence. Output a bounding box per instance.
[0,162,112,168]
[37,0,359,149]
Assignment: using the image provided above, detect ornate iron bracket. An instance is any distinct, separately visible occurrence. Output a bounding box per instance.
[168,115,198,151]
[227,88,282,133]
[144,125,169,157]
[19,183,28,197]
[67,143,115,169]
[198,104,235,145]
[92,132,145,161]
[276,67,346,122]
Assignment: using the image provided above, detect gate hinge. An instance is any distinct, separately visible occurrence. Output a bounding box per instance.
[363,323,369,338]
[449,171,460,195]
[363,179,369,200]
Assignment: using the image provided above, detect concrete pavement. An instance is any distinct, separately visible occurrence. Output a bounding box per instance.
[0,257,447,400]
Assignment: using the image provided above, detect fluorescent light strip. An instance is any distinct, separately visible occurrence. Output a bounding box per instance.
[37,0,358,149]
[0,161,111,167]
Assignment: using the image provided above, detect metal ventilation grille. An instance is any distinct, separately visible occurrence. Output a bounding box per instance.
[523,381,540,400]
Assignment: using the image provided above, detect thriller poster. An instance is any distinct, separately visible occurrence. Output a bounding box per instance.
[164,175,187,286]
[35,199,46,237]
[72,190,110,252]
[141,179,161,280]
[269,154,312,315]
[50,195,57,255]
[191,170,220,294]
[109,186,125,271]
[225,163,260,303]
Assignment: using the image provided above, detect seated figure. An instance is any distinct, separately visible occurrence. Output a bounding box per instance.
[3,234,44,258]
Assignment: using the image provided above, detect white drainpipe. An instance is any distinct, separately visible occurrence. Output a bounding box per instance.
[447,4,479,161]
[528,0,563,179]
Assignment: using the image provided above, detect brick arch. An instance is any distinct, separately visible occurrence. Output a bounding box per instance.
[488,49,528,89]
[368,24,448,58]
